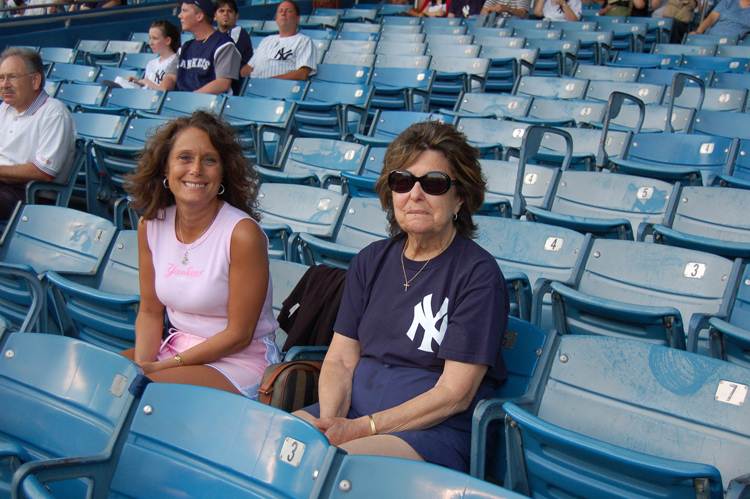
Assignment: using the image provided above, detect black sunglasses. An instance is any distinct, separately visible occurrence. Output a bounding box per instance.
[388,169,457,196]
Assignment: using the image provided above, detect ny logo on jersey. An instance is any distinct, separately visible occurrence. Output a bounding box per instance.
[274,48,294,61]
[462,4,471,16]
[406,294,449,353]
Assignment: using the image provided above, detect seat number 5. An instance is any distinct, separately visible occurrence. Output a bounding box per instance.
[279,437,306,467]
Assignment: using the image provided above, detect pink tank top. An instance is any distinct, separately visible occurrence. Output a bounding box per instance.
[147,203,278,339]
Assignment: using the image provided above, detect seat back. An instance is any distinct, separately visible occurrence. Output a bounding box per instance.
[312,64,371,85]
[374,54,431,69]
[269,259,309,320]
[258,183,346,236]
[72,112,128,142]
[378,32,426,43]
[119,116,169,148]
[96,67,142,85]
[160,91,223,116]
[38,47,77,64]
[105,88,165,114]
[56,83,108,109]
[328,39,377,54]
[526,97,605,126]
[277,137,367,185]
[684,33,739,45]
[473,35,527,48]
[453,92,532,118]
[76,39,108,53]
[574,63,638,82]
[455,118,530,157]
[426,44,481,58]
[514,76,588,100]
[375,41,427,56]
[506,335,750,497]
[242,77,308,100]
[322,51,376,67]
[367,110,452,143]
[104,40,145,54]
[47,62,100,83]
[0,333,138,497]
[585,80,665,104]
[481,158,557,216]
[692,109,750,139]
[681,55,750,73]
[423,34,474,45]
[119,52,158,70]
[652,42,717,56]
[109,383,342,499]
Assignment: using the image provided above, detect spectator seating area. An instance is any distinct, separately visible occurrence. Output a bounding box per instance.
[1,1,750,498]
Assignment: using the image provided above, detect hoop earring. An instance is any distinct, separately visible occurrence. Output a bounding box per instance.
[163,177,169,189]
[217,184,225,195]
[453,213,458,221]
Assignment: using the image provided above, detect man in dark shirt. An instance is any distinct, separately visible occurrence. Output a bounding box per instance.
[215,0,254,77]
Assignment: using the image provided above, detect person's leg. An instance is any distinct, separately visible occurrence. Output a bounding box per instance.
[338,435,426,462]
[145,365,243,395]
[0,184,26,220]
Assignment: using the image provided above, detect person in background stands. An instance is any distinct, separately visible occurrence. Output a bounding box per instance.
[408,0,448,18]
[481,0,530,20]
[534,0,582,20]
[214,0,254,94]
[163,0,241,94]
[0,48,76,219]
[246,0,317,80]
[127,20,181,91]
[692,0,750,37]
[447,0,484,18]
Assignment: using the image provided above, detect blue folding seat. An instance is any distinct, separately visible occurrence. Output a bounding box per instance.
[425,43,481,58]
[681,54,750,73]
[351,109,453,147]
[257,137,367,188]
[16,382,345,499]
[54,83,107,112]
[312,64,371,86]
[505,18,550,30]
[712,71,750,90]
[643,185,750,259]
[422,25,469,36]
[716,139,750,189]
[219,96,296,165]
[46,230,139,352]
[46,63,100,84]
[380,13,420,25]
[692,110,750,140]
[585,79,665,104]
[544,238,740,352]
[501,335,750,498]
[299,14,339,30]
[473,35,526,48]
[479,157,559,217]
[684,33,740,46]
[716,44,750,58]
[341,7,378,23]
[327,39,378,54]
[608,132,738,186]
[608,22,648,52]
[296,196,388,268]
[469,317,560,482]
[664,84,748,113]
[428,56,490,110]
[479,47,538,92]
[524,39,580,77]
[652,42,718,57]
[146,91,224,118]
[299,29,334,41]
[294,81,374,140]
[72,111,128,144]
[527,124,631,170]
[562,30,613,65]
[513,75,588,100]
[252,21,279,36]
[550,19,598,31]
[466,26,514,38]
[80,87,164,116]
[455,118,530,159]
[322,51,376,67]
[257,183,346,238]
[374,41,427,57]
[514,97,605,127]
[379,24,423,34]
[708,265,750,368]
[421,16,463,27]
[38,47,77,65]
[369,67,435,113]
[242,77,308,99]
[95,67,142,86]
[73,39,108,64]
[83,40,145,67]
[129,31,150,43]
[374,53,431,70]
[574,63,637,82]
[442,91,532,119]
[608,51,681,68]
[378,32,426,43]
[338,23,379,35]
[119,52,158,71]
[476,215,588,327]
[0,333,140,499]
[513,28,563,41]
[423,34,475,45]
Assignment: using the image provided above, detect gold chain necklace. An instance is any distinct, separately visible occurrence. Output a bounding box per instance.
[401,241,431,292]
[177,205,220,265]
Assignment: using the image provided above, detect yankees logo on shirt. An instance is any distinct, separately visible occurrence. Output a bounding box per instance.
[406,294,449,353]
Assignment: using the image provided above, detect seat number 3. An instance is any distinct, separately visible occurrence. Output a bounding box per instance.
[279,437,306,467]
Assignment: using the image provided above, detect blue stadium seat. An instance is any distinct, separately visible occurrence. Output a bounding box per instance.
[422,25,469,36]
[119,52,158,71]
[513,28,563,41]
[147,91,224,118]
[369,67,435,113]
[379,24,423,34]
[54,83,107,111]
[257,183,346,238]
[257,137,367,188]
[335,30,379,42]
[708,265,750,368]
[691,109,750,139]
[513,75,588,100]
[505,18,550,30]
[423,34,475,45]
[528,124,631,170]
[524,39,580,77]
[299,30,334,42]
[242,77,308,99]
[664,84,748,113]
[442,91,532,119]
[645,186,750,259]
[684,33,739,45]
[80,87,164,116]
[562,30,614,65]
[545,238,740,352]
[46,230,139,352]
[466,26,514,38]
[294,81,374,140]
[481,158,559,218]
[298,15,339,30]
[46,62,100,84]
[425,43,481,59]
[476,215,588,327]
[513,97,605,127]
[585,80,665,104]
[608,132,738,185]
[473,35,527,48]
[573,63,638,82]
[652,42,718,56]
[341,7,378,23]
[95,67,142,87]
[715,44,750,58]
[38,47,77,65]
[74,39,108,63]
[312,63,371,85]
[455,118,531,159]
[503,335,750,498]
[1,333,139,499]
[428,56,490,110]
[479,47,538,92]
[373,53,431,70]
[680,55,750,73]
[378,32,426,43]
[380,15,421,26]
[328,39,377,54]
[269,259,309,349]
[321,51,376,67]
[220,96,296,165]
[711,71,750,90]
[71,111,128,144]
[296,196,388,268]
[82,40,145,67]
[351,109,453,147]
[607,51,681,68]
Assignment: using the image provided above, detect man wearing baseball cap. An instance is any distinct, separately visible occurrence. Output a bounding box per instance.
[163,0,241,94]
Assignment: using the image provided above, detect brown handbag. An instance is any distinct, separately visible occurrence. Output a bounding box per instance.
[258,360,322,413]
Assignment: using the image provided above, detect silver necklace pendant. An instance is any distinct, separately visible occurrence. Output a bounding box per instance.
[182,252,188,265]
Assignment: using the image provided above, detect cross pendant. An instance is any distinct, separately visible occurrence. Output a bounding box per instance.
[403,282,409,291]
[182,252,188,265]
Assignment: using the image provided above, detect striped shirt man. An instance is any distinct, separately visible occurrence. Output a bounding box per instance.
[247,33,317,79]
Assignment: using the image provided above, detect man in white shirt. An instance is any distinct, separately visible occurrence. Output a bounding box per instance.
[0,48,76,219]
[247,0,317,80]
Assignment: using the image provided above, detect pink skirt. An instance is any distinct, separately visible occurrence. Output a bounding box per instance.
[156,329,281,399]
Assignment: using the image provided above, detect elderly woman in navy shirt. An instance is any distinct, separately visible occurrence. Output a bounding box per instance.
[294,121,509,473]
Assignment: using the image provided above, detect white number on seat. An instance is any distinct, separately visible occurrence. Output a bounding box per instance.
[544,237,563,251]
[683,262,706,279]
[715,380,748,406]
[279,437,306,467]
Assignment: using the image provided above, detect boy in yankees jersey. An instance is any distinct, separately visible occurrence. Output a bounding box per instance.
[163,0,241,94]
[246,0,317,80]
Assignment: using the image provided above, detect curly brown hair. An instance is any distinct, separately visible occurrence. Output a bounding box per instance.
[125,111,261,221]
[374,120,486,240]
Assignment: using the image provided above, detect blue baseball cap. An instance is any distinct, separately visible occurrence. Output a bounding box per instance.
[179,0,215,18]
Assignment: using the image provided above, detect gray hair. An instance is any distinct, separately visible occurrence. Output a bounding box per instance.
[1,47,45,87]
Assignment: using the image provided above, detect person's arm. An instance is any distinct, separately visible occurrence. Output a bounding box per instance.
[272,66,312,81]
[633,0,646,8]
[317,333,362,419]
[240,65,253,78]
[553,0,580,20]
[0,162,52,183]
[314,359,489,445]
[194,77,232,94]
[692,9,719,33]
[138,219,272,373]
[160,73,178,91]
[651,0,661,9]
[533,0,546,17]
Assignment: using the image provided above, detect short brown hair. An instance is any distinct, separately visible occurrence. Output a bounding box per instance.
[125,111,261,222]
[1,47,45,87]
[374,120,486,240]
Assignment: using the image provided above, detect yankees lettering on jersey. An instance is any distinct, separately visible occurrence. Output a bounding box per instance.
[406,294,450,353]
[275,48,293,60]
[179,58,211,71]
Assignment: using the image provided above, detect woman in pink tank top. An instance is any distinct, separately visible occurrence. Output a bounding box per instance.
[121,111,280,399]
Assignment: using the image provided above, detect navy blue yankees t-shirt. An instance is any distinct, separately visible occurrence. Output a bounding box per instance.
[335,233,509,387]
[171,30,241,93]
